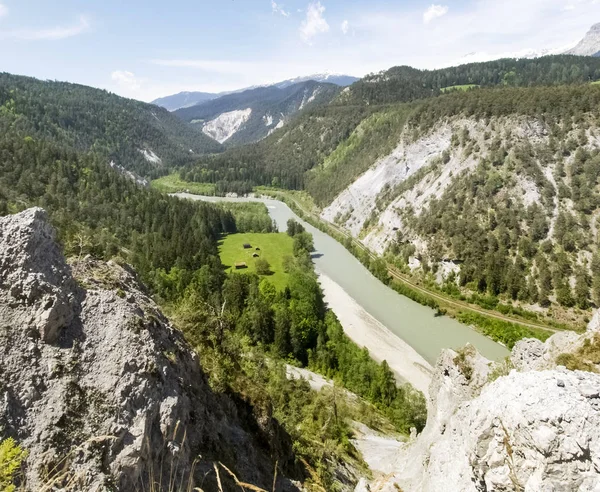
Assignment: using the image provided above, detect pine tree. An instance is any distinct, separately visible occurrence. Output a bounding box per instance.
[537,255,553,307]
[556,279,575,308]
[575,265,591,309]
[592,253,600,307]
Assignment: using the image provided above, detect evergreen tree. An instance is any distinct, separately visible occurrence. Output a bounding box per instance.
[575,265,591,309]
[592,253,600,306]
[537,255,553,307]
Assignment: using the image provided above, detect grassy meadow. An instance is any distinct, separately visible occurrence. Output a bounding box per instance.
[151,173,216,195]
[441,84,480,92]
[219,232,294,290]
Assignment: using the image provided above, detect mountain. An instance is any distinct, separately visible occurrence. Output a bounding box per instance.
[182,55,600,326]
[151,90,218,111]
[174,80,341,146]
[320,84,600,326]
[441,23,600,68]
[151,72,358,111]
[0,73,223,177]
[182,55,600,192]
[446,46,570,67]
[274,72,359,89]
[566,22,600,56]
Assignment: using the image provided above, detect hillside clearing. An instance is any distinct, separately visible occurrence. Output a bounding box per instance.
[151,173,216,195]
[440,84,479,92]
[219,232,294,290]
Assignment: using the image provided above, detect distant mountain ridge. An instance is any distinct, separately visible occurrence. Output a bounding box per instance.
[152,72,358,111]
[174,80,341,147]
[151,91,218,111]
[274,73,359,89]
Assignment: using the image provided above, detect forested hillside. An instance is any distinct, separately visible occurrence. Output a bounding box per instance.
[0,73,223,178]
[180,104,372,192]
[322,83,600,327]
[181,56,600,194]
[341,55,600,105]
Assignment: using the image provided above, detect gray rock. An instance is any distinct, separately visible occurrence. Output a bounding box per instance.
[359,323,600,491]
[0,208,77,343]
[512,329,585,372]
[0,209,300,491]
[588,310,600,333]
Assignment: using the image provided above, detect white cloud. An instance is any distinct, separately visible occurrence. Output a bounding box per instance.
[111,71,141,92]
[0,4,8,19]
[341,19,349,35]
[121,0,600,102]
[271,0,290,17]
[150,59,260,74]
[300,1,330,43]
[1,15,90,40]
[423,4,449,24]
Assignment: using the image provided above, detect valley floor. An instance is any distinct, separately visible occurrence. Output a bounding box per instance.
[317,271,433,396]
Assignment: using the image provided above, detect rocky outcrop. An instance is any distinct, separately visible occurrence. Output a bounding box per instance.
[360,323,600,491]
[566,23,600,57]
[0,208,78,343]
[0,208,300,491]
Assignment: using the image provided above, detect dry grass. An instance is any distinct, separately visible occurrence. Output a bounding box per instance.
[557,334,600,372]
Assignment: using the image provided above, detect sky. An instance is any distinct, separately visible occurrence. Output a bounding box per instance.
[1,0,600,102]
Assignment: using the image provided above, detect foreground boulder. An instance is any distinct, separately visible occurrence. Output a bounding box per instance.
[361,323,600,491]
[0,208,300,491]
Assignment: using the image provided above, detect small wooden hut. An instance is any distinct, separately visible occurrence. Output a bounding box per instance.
[243,243,252,249]
[235,262,248,269]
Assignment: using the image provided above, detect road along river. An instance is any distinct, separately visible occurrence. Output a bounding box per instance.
[175,193,510,394]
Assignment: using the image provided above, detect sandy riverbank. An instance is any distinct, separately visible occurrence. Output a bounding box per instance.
[317,271,433,397]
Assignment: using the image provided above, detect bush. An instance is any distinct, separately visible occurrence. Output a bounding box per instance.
[255,258,272,276]
[0,438,28,492]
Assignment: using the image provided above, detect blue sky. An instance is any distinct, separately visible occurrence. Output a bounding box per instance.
[1,0,600,101]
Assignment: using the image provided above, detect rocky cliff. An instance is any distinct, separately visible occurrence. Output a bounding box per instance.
[358,318,600,491]
[566,23,600,57]
[0,208,301,491]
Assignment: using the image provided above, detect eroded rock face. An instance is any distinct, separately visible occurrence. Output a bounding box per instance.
[421,369,600,491]
[0,209,299,491]
[511,315,600,372]
[0,208,77,343]
[366,327,600,491]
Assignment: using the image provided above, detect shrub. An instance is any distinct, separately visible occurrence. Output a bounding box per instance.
[0,438,28,492]
[255,258,272,276]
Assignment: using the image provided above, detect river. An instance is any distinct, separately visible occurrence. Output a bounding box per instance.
[175,193,509,368]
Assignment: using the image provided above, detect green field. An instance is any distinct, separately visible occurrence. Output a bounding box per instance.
[441,84,480,92]
[219,233,294,289]
[151,173,216,195]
